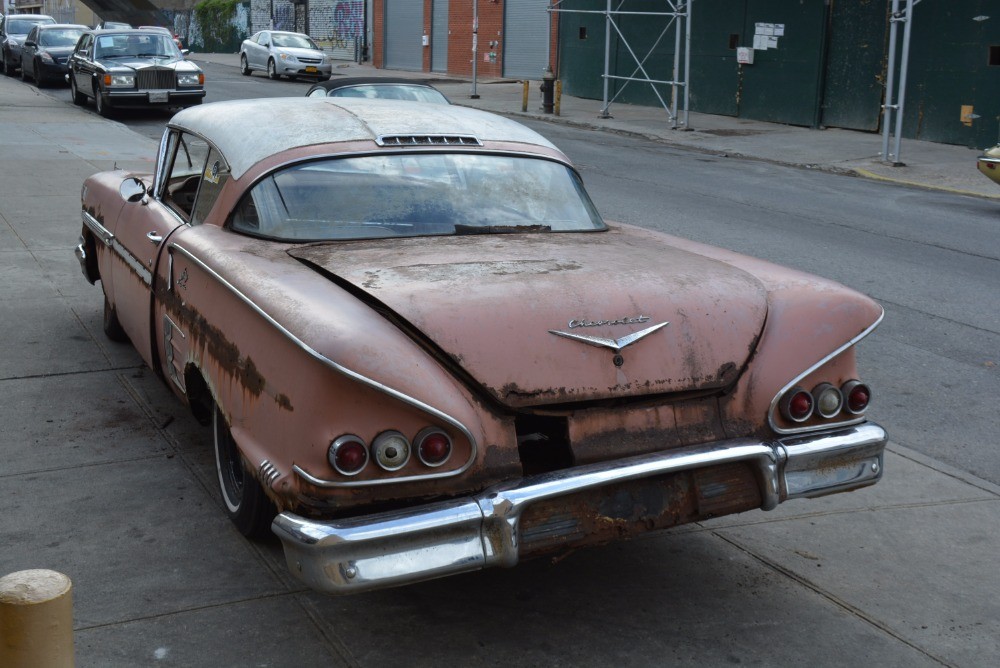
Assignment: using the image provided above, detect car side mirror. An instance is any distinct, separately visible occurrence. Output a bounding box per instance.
[24,40,35,47]
[181,48,190,56]
[120,177,149,204]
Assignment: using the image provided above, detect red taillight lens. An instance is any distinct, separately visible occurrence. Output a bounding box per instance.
[416,428,452,467]
[842,380,871,414]
[329,435,368,476]
[781,386,814,422]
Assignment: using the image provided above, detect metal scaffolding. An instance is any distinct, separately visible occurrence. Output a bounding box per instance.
[549,0,692,129]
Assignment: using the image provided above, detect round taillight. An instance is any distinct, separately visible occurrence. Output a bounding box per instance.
[416,427,452,467]
[842,380,871,414]
[372,430,411,471]
[329,435,368,476]
[812,382,844,419]
[781,386,814,422]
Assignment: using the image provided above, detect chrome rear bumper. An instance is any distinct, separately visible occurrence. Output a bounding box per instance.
[273,422,886,595]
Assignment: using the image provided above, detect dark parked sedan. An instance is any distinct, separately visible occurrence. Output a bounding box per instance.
[68,28,205,117]
[0,13,55,75]
[304,76,451,104]
[20,24,88,86]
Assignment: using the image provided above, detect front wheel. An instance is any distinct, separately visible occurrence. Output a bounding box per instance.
[266,58,279,80]
[70,75,86,105]
[3,52,16,76]
[240,54,251,76]
[94,87,113,117]
[102,291,128,343]
[214,404,276,539]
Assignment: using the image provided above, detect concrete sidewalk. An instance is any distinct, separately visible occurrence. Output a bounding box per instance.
[192,52,1000,201]
[1,67,999,666]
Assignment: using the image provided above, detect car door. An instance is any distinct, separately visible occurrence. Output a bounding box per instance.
[21,26,38,76]
[251,32,269,68]
[70,33,95,93]
[150,132,232,392]
[109,129,206,368]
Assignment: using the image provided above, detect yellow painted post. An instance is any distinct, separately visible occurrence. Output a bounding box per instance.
[522,80,529,112]
[0,570,75,668]
[555,80,562,116]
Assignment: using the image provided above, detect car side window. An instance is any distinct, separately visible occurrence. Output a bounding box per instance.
[76,34,91,56]
[26,26,37,44]
[190,148,230,226]
[161,132,211,222]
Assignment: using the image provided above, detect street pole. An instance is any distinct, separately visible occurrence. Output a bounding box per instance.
[471,0,479,99]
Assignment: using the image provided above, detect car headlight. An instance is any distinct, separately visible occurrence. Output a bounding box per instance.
[39,52,55,64]
[278,52,295,61]
[104,74,135,87]
[177,73,201,86]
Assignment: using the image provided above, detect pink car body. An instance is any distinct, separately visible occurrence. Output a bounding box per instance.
[76,98,886,594]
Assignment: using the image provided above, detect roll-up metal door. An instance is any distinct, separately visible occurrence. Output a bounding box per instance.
[503,0,550,80]
[384,0,424,71]
[431,0,449,73]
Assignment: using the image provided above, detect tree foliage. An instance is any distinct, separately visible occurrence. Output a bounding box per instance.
[194,0,243,45]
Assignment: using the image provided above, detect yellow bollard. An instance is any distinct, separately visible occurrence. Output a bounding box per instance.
[0,570,75,668]
[555,80,562,116]
[522,80,529,112]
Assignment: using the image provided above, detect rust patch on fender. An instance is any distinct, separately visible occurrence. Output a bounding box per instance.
[158,287,273,403]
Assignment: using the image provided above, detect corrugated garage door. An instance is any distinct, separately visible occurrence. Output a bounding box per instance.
[384,0,424,71]
[503,0,550,80]
[432,0,449,72]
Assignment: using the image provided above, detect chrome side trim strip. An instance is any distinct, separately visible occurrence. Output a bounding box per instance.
[272,423,886,594]
[82,210,113,246]
[83,211,152,286]
[767,307,885,435]
[169,243,478,486]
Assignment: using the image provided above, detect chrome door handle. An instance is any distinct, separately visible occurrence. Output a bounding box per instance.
[147,231,163,245]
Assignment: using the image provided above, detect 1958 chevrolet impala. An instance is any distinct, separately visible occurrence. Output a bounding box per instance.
[76,97,887,594]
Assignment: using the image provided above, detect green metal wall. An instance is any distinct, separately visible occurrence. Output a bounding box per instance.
[821,0,888,132]
[557,1,1000,147]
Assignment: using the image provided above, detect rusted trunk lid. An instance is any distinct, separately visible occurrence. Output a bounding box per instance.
[288,225,768,407]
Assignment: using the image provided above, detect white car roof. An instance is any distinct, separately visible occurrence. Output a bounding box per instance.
[168,97,562,179]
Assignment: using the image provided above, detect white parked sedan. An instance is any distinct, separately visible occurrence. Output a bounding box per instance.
[239,30,332,81]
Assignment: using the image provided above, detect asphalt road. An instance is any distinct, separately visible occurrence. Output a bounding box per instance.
[36,60,1000,488]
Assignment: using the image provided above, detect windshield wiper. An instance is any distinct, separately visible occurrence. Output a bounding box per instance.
[453,224,552,235]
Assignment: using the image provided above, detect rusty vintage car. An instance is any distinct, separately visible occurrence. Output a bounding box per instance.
[76,98,887,594]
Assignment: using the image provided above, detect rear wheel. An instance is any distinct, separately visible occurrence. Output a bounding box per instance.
[240,54,251,76]
[2,51,15,76]
[267,58,279,80]
[70,75,86,105]
[214,404,276,539]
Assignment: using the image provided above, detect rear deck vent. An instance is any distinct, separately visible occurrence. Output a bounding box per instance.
[376,134,482,147]
[515,414,573,475]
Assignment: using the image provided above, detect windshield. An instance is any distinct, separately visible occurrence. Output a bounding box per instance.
[329,84,449,104]
[95,33,180,59]
[272,33,318,50]
[39,28,84,47]
[9,18,54,35]
[231,153,606,241]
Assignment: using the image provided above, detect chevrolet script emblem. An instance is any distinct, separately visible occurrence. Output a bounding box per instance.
[548,320,669,353]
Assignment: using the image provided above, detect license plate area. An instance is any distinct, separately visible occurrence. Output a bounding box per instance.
[305,66,318,73]
[149,91,169,103]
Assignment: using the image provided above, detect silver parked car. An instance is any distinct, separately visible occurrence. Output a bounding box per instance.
[239,30,332,81]
[1,13,55,75]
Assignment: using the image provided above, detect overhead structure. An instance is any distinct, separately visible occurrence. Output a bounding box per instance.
[549,0,692,129]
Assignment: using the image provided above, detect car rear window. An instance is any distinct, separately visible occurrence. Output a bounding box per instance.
[231,153,606,241]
